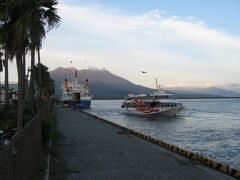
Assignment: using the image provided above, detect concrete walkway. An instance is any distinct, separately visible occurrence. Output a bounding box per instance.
[54,106,234,180]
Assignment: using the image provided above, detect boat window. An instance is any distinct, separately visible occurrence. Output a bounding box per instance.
[150,102,158,107]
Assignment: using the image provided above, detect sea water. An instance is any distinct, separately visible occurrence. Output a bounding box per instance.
[84,99,240,169]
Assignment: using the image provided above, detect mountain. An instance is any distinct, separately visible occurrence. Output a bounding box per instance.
[50,67,154,99]
[167,87,240,98]
[50,67,240,99]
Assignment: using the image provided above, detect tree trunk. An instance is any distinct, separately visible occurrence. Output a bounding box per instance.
[4,50,9,106]
[22,52,26,107]
[3,2,9,106]
[16,53,24,130]
[37,47,42,100]
[29,47,35,113]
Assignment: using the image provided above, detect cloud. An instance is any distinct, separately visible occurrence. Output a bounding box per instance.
[41,3,240,89]
[59,3,240,49]
[142,9,163,20]
[88,66,99,70]
[164,82,215,88]
[227,83,240,87]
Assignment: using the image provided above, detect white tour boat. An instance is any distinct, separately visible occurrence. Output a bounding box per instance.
[121,80,184,115]
[61,70,92,109]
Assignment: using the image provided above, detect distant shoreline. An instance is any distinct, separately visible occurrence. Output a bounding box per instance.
[92,97,240,100]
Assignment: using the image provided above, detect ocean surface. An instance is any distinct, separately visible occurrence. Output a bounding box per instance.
[84,99,240,169]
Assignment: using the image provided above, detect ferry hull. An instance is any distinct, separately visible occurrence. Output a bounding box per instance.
[123,107,184,116]
[75,99,91,109]
[62,99,92,109]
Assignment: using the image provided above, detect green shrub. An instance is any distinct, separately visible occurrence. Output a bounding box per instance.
[0,105,17,131]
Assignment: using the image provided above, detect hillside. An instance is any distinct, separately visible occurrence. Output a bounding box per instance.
[168,87,240,97]
[50,67,240,99]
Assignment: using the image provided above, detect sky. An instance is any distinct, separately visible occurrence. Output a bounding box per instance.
[1,0,240,91]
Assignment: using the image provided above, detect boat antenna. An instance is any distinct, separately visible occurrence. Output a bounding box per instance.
[69,60,77,84]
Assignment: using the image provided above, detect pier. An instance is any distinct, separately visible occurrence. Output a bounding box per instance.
[53,106,235,179]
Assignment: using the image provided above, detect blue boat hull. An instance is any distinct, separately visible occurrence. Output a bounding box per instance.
[75,100,91,109]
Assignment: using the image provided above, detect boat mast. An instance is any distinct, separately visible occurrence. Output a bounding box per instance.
[75,69,77,84]
[156,78,161,91]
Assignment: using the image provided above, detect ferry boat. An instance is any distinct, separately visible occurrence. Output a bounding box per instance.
[61,70,92,109]
[121,80,184,115]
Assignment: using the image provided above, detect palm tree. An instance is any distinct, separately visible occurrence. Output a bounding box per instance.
[3,50,9,106]
[0,0,33,129]
[29,0,60,111]
[34,63,55,98]
[37,0,60,100]
[0,0,60,129]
